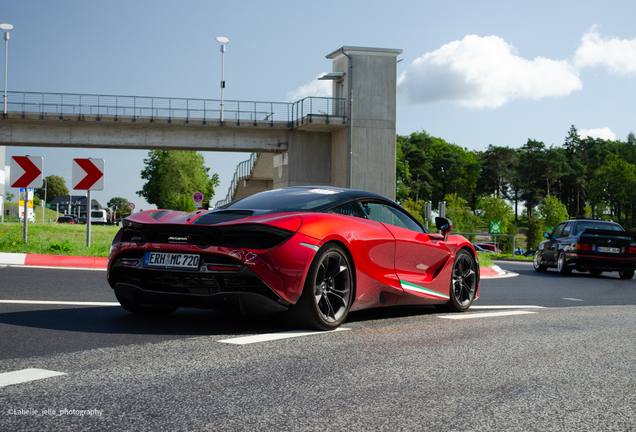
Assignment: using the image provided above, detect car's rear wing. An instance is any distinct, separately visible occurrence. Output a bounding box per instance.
[581,228,636,240]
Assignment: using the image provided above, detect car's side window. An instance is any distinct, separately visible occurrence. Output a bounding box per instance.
[358,202,423,233]
[327,201,367,219]
[560,222,572,237]
[553,223,565,238]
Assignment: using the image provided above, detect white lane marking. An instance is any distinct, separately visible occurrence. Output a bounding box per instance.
[440,310,537,320]
[471,305,546,309]
[0,300,120,306]
[218,328,350,345]
[0,368,66,388]
[563,298,584,302]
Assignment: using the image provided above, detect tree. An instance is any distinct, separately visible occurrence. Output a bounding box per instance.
[476,145,517,199]
[35,175,69,204]
[401,198,425,224]
[396,139,412,202]
[517,139,547,219]
[444,193,479,235]
[137,150,220,211]
[107,197,132,219]
[5,192,15,202]
[538,195,569,231]
[588,154,636,222]
[477,195,516,253]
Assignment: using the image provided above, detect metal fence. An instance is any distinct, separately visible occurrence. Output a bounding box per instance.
[454,232,517,255]
[5,91,346,126]
[214,153,259,207]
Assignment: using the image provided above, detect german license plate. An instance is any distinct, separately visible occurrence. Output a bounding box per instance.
[597,246,620,254]
[144,252,200,268]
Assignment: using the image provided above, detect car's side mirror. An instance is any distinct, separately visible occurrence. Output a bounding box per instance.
[435,217,453,241]
[543,232,551,239]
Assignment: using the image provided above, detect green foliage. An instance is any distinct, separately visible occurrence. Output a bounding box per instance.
[0,223,119,256]
[401,198,425,223]
[588,154,636,221]
[539,195,569,231]
[5,192,15,202]
[477,195,516,253]
[107,197,132,218]
[444,193,479,235]
[137,150,221,210]
[526,216,544,250]
[35,175,69,203]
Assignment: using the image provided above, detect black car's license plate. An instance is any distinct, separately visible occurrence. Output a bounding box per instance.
[597,246,620,254]
[144,252,200,268]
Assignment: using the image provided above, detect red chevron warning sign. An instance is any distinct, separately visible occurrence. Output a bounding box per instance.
[72,158,105,190]
[10,156,43,188]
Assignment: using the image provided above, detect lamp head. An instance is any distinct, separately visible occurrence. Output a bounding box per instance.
[215,36,230,53]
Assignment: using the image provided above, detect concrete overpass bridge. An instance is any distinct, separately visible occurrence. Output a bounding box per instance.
[0,46,402,205]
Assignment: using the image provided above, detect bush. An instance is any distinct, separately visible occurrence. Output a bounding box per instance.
[526,216,544,250]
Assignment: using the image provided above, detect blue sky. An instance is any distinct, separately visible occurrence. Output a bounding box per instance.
[2,0,636,210]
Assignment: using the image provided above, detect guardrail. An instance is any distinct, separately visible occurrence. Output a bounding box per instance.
[214,153,259,207]
[4,91,346,126]
[454,232,517,255]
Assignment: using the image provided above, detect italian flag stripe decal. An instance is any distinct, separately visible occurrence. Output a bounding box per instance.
[401,281,449,300]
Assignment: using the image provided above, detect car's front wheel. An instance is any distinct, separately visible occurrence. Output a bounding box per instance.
[533,251,547,272]
[619,269,635,280]
[287,244,353,330]
[442,250,477,312]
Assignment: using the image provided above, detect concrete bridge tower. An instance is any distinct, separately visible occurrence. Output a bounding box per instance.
[272,46,402,200]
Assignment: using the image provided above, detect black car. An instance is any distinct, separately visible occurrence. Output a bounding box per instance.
[533,219,636,279]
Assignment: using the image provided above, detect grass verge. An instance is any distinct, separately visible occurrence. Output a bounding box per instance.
[0,222,119,257]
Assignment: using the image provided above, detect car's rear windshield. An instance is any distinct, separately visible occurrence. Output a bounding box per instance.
[223,188,347,212]
[574,221,624,235]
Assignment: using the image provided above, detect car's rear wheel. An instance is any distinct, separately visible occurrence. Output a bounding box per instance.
[287,244,353,330]
[619,269,635,280]
[441,250,477,312]
[115,290,178,316]
[557,251,571,275]
[533,251,547,272]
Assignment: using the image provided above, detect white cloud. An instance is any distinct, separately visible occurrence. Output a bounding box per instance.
[574,25,636,75]
[286,73,332,102]
[397,35,582,109]
[579,127,617,141]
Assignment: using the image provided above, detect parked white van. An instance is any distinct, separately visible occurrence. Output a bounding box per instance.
[90,209,109,225]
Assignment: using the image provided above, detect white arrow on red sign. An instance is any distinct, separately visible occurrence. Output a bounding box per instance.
[72,158,105,190]
[10,156,43,188]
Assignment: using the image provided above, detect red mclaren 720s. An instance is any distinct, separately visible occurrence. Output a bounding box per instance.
[107,186,480,330]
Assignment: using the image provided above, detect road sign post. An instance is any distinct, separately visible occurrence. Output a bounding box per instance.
[193,192,204,209]
[10,156,43,242]
[72,158,105,247]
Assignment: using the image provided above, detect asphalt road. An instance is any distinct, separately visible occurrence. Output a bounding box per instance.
[1,262,636,431]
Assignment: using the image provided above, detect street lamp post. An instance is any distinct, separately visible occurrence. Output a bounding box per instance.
[0,23,14,116]
[215,37,230,123]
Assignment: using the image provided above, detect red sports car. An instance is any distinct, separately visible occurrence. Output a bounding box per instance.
[107,187,480,330]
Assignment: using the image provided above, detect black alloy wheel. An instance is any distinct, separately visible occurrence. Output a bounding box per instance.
[619,269,635,280]
[445,250,477,312]
[288,244,353,330]
[557,251,571,275]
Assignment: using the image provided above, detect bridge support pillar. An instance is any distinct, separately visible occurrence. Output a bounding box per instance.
[274,46,402,199]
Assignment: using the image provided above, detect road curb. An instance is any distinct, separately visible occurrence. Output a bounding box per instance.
[0,252,108,269]
[480,265,512,279]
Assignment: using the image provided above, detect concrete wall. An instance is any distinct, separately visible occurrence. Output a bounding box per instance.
[327,46,401,200]
[272,130,332,189]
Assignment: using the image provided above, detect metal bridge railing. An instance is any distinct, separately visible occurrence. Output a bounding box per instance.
[214,153,259,207]
[5,91,346,126]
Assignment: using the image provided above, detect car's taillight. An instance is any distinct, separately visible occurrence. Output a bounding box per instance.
[576,243,594,251]
[624,247,636,254]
